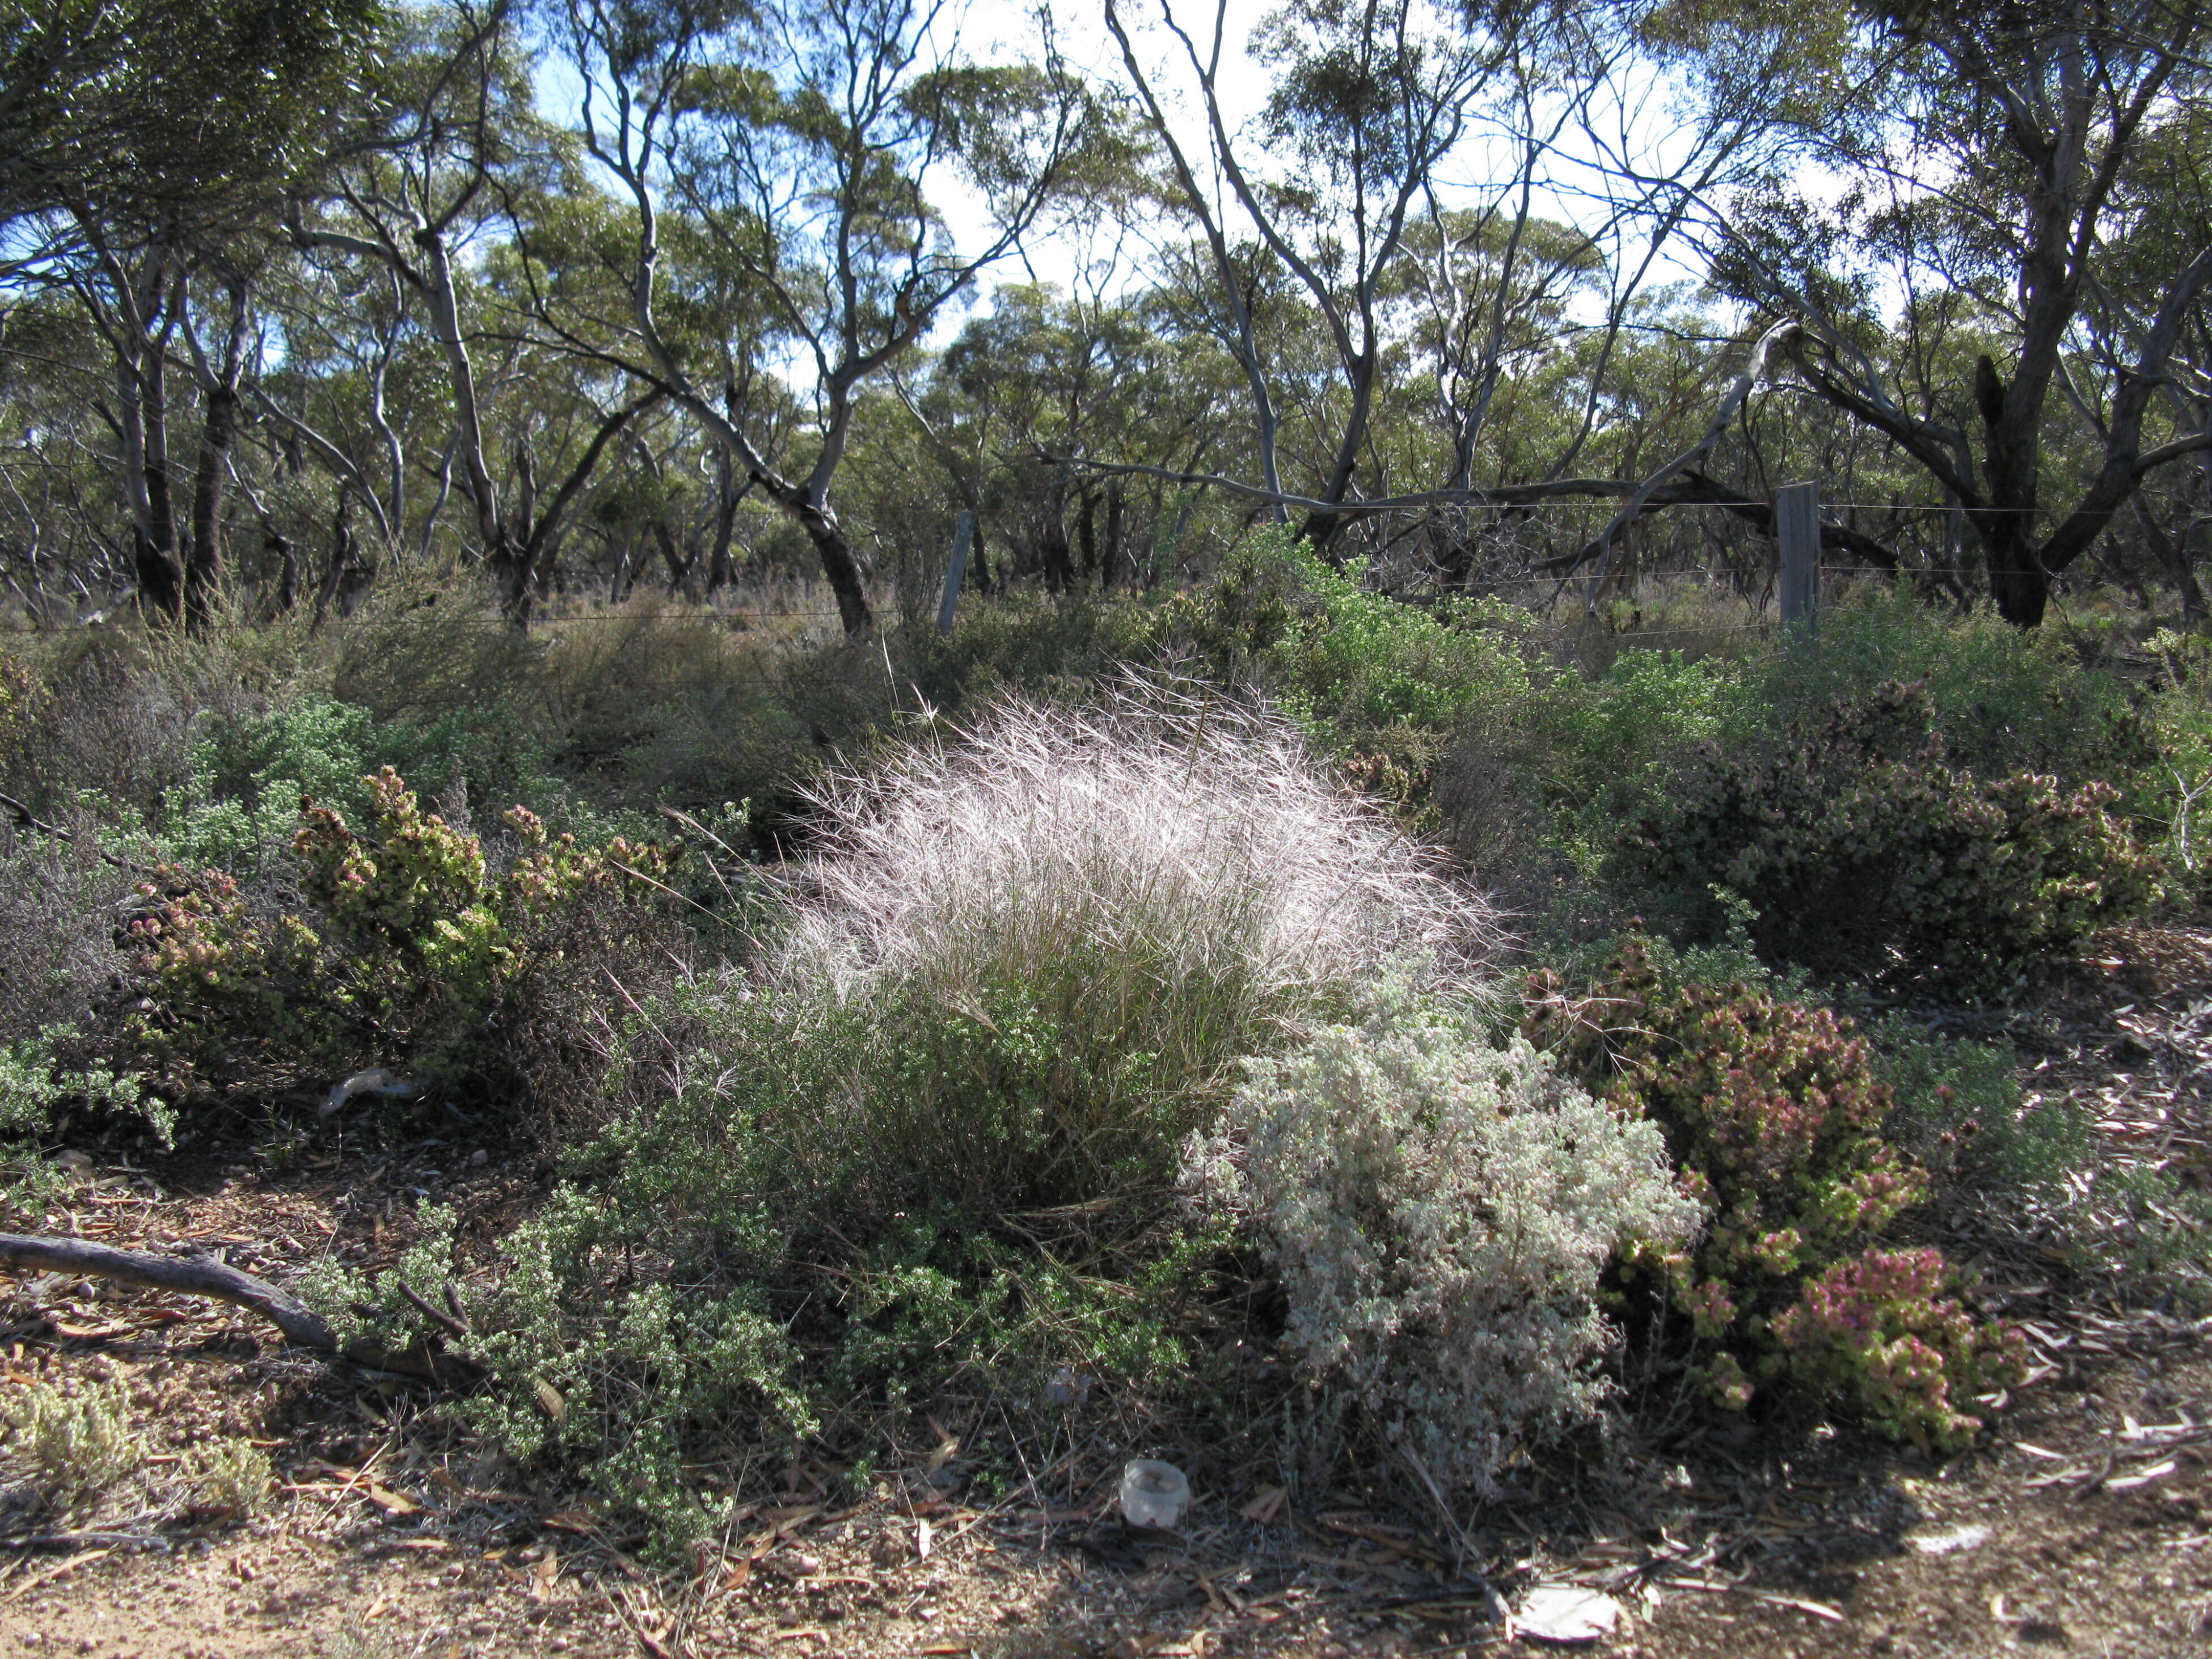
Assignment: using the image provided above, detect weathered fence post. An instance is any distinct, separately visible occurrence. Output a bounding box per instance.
[1776,480,1820,638]
[938,509,975,636]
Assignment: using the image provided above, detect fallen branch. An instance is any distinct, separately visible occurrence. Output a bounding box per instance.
[1540,318,1802,582]
[0,1232,468,1383]
[1656,469,1899,572]
[0,793,162,876]
[1031,451,1678,517]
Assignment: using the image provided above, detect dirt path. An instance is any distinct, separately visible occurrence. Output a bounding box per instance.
[9,932,2212,1657]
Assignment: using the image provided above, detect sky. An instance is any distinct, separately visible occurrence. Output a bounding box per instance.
[530,0,1734,348]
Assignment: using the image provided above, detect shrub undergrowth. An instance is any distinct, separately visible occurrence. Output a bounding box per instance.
[1527,940,2024,1451]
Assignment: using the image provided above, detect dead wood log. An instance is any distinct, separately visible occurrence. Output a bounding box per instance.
[0,1232,471,1383]
[0,792,163,876]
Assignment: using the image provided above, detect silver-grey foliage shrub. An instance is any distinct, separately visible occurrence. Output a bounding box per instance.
[1189,1003,1699,1496]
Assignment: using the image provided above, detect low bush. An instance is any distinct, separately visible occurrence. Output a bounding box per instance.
[0,631,193,825]
[2,1377,145,1510]
[130,767,681,1122]
[1527,940,2022,1451]
[0,820,146,1042]
[1188,997,1697,1497]
[1868,1015,2089,1199]
[1611,679,2159,991]
[1749,589,2152,790]
[0,1028,168,1214]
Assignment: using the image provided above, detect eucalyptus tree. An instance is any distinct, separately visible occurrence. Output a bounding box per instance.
[282,0,655,617]
[904,281,1235,590]
[0,0,382,622]
[1104,0,1503,539]
[1692,0,2212,624]
[0,0,379,248]
[548,0,1092,633]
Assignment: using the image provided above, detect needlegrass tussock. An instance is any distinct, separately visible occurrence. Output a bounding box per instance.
[767,678,1504,1209]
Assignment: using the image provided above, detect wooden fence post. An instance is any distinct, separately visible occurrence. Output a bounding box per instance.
[938,510,975,636]
[1776,480,1820,637]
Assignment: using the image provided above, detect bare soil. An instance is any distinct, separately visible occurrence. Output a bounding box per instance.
[9,931,2212,1658]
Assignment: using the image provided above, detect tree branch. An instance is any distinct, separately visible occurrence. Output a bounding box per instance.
[0,1232,470,1384]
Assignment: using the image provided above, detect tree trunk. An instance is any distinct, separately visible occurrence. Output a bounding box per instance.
[185,378,238,628]
[1973,354,2050,626]
[654,517,695,597]
[179,274,250,630]
[706,449,740,595]
[1077,486,1099,582]
[792,501,871,633]
[2134,491,2206,622]
[125,341,185,623]
[270,532,298,616]
[1040,494,1073,593]
[1102,482,1124,590]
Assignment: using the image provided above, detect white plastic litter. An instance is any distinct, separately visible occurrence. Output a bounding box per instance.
[1512,1586,1623,1645]
[1909,1523,1990,1556]
[322,1067,420,1117]
[1118,1459,1190,1530]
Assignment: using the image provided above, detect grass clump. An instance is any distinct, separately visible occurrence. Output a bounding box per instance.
[772,678,1500,1210]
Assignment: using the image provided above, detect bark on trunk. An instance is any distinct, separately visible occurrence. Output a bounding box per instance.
[1975,354,2051,626]
[1077,486,1099,581]
[184,379,237,628]
[706,450,740,595]
[129,347,185,624]
[1103,483,1124,590]
[795,504,871,633]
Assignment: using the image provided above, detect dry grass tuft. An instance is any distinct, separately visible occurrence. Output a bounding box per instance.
[786,677,1500,1015]
[754,679,1503,1206]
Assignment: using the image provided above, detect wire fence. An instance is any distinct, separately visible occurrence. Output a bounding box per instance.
[0,488,2069,639]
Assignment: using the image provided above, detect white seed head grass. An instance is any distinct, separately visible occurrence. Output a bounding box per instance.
[776,682,1501,1090]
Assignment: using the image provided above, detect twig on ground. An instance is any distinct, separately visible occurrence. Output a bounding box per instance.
[0,1232,470,1383]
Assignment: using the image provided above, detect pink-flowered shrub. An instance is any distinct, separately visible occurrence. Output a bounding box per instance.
[1526,939,2023,1451]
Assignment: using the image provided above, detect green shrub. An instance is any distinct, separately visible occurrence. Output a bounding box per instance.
[0,822,146,1042]
[2,1377,146,1509]
[166,691,562,870]
[181,1436,275,1516]
[911,588,1177,712]
[298,1181,811,1563]
[1868,1015,2089,1198]
[1176,529,1545,748]
[166,693,381,868]
[1612,679,2160,991]
[1746,589,2151,788]
[0,1027,171,1212]
[1527,940,2021,1451]
[294,1054,1206,1560]
[0,631,193,826]
[1189,997,1697,1496]
[0,650,39,771]
[2142,627,2212,898]
[130,767,680,1118]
